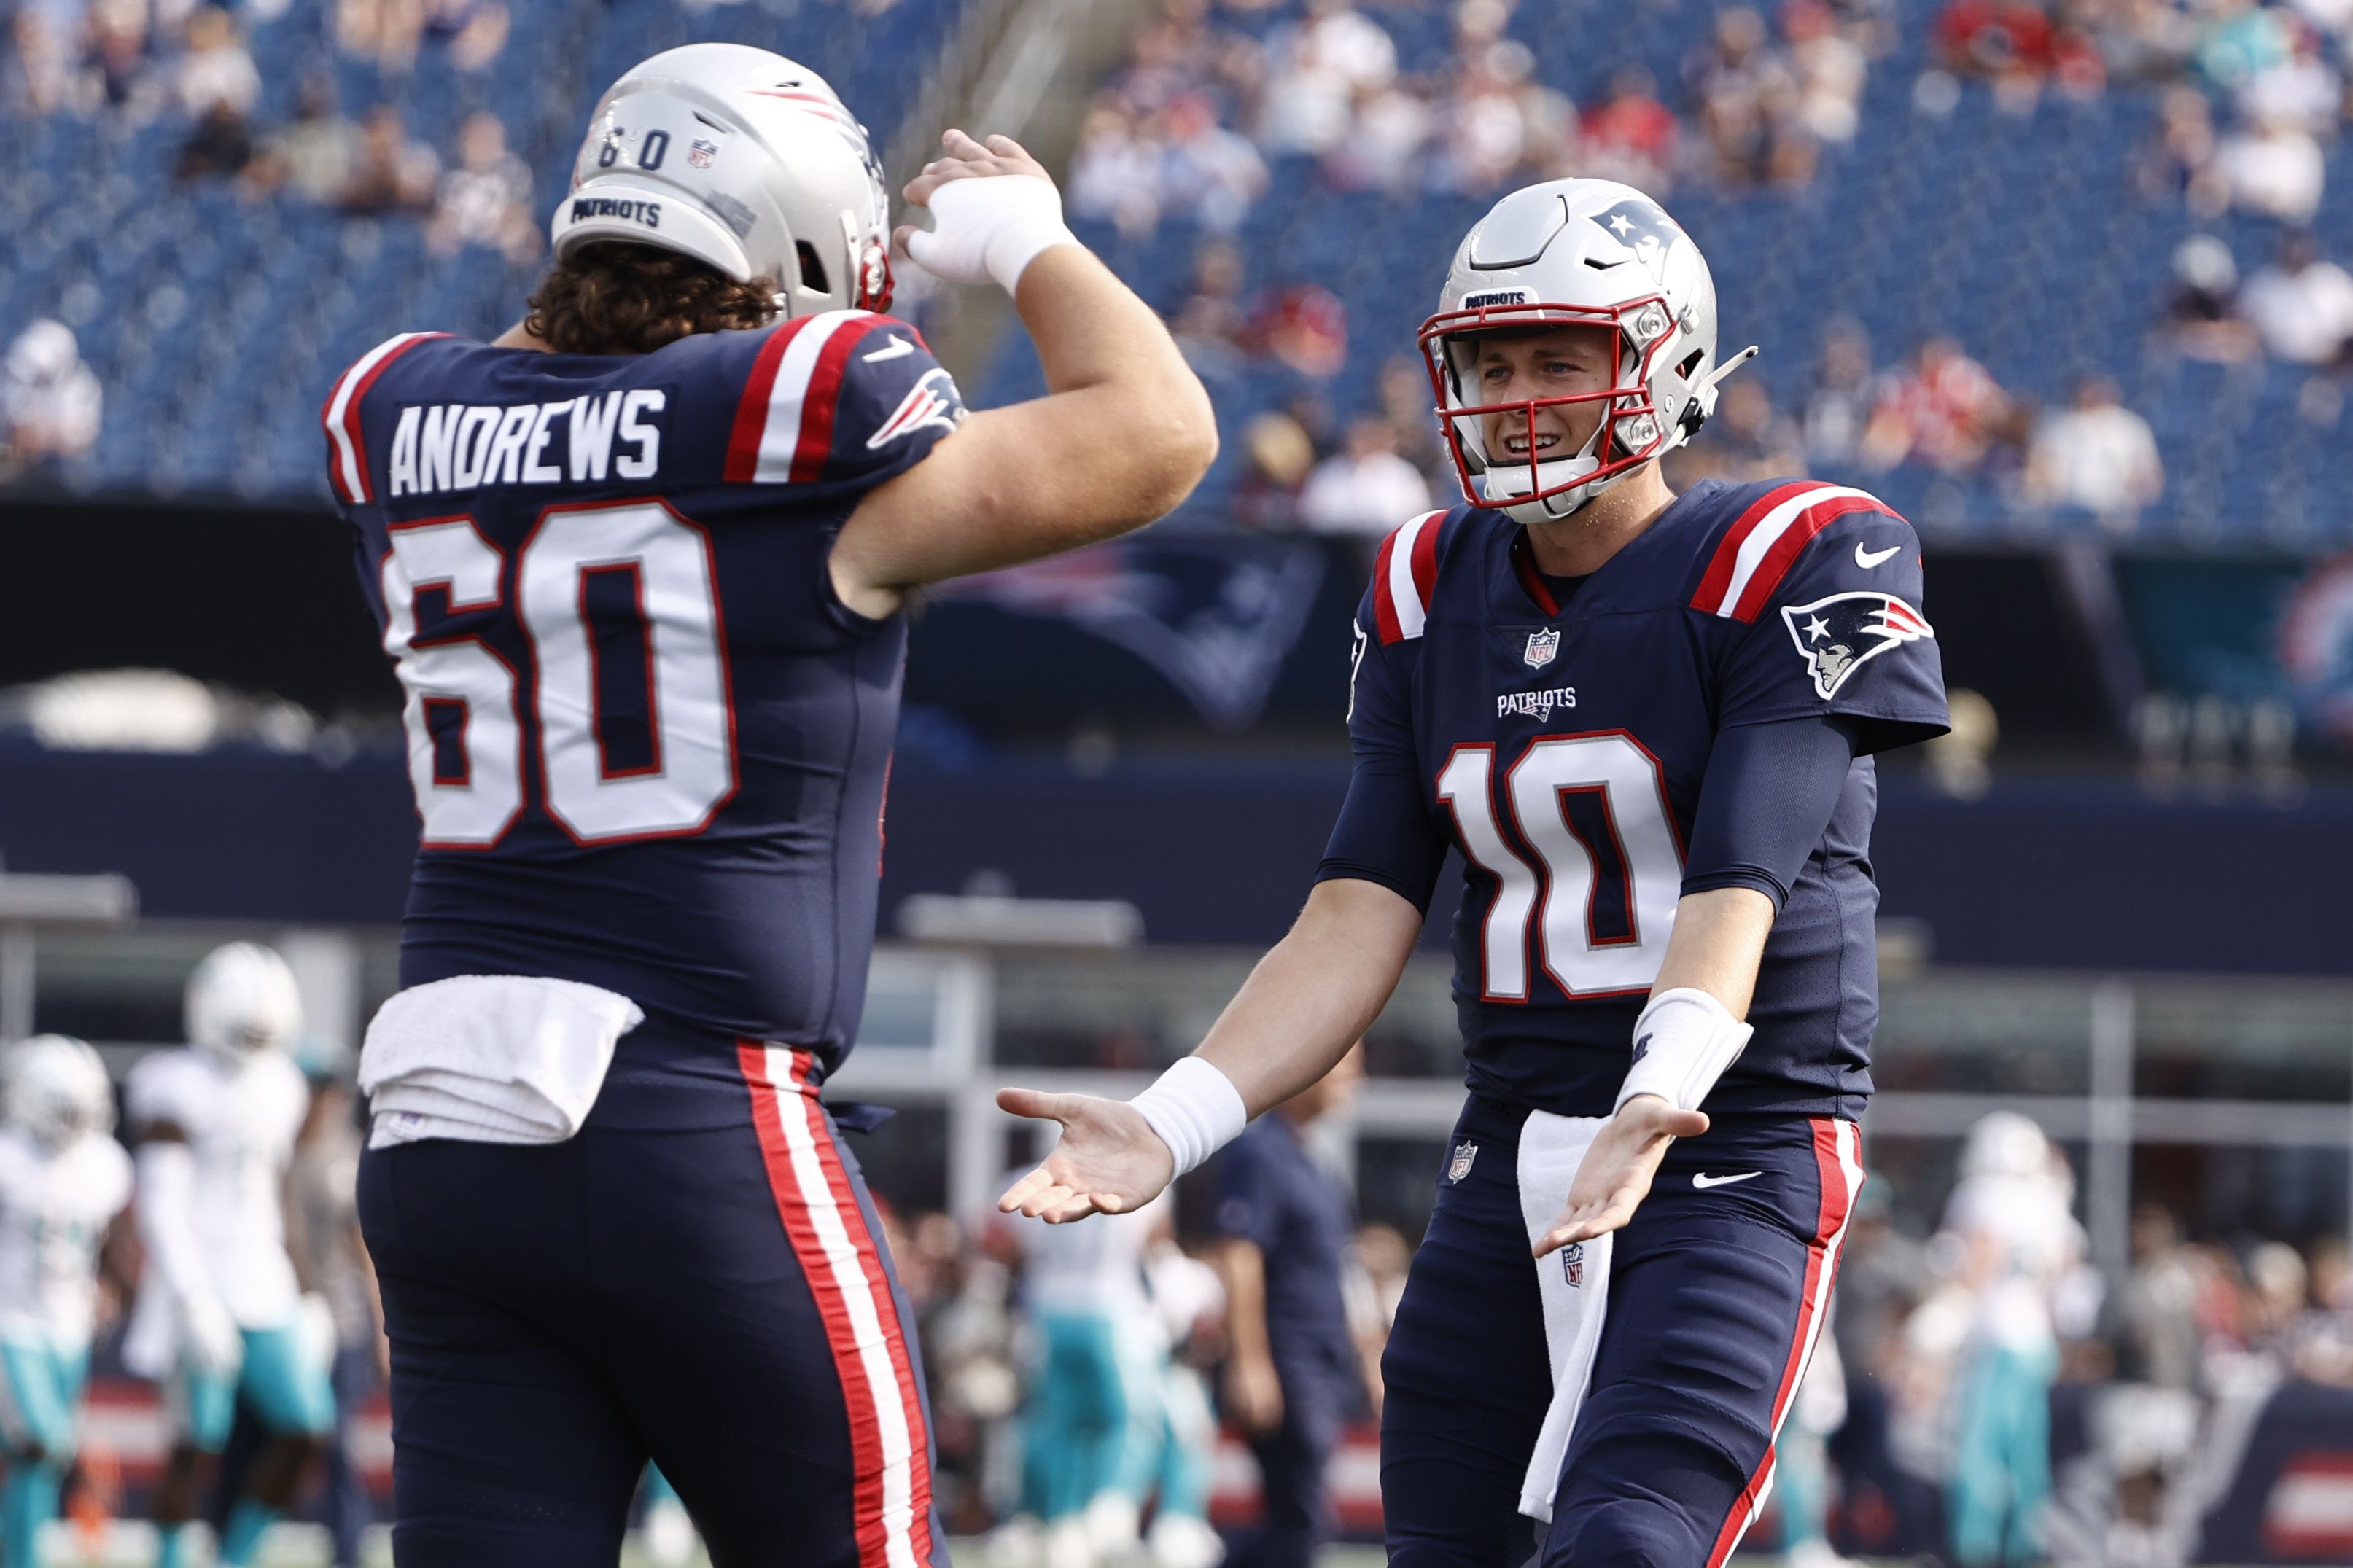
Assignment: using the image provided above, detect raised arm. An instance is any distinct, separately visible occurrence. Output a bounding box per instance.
[996,876,1423,1224]
[831,132,1218,619]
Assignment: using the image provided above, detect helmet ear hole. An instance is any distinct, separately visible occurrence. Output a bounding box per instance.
[795,241,829,294]
[1676,348,1706,378]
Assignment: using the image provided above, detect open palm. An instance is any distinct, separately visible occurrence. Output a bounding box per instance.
[1533,1096,1710,1256]
[995,1088,1176,1223]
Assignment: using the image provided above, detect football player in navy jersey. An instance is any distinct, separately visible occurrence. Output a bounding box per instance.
[999,178,1948,1568]
[330,44,1214,1568]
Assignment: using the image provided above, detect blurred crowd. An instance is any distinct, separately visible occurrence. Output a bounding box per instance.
[1192,315,2169,538]
[1068,0,2353,537]
[3,0,537,248]
[1067,0,1891,236]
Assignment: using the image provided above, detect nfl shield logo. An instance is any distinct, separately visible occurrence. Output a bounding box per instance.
[1447,1140,1479,1183]
[1563,1241,1584,1288]
[1523,628,1560,669]
[688,138,719,169]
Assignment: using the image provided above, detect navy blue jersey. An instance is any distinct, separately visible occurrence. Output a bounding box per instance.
[322,311,968,1071]
[1317,480,1948,1120]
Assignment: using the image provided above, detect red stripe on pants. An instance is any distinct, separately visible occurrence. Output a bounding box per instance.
[739,1043,894,1568]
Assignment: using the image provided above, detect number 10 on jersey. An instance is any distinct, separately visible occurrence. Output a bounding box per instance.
[1436,732,1684,1000]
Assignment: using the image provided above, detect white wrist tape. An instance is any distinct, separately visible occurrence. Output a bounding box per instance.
[1130,1056,1248,1177]
[904,174,1078,295]
[1615,988,1754,1115]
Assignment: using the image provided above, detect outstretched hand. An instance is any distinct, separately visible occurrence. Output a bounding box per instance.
[1533,1096,1709,1256]
[996,1088,1176,1224]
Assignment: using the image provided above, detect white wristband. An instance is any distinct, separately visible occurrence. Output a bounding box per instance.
[1615,987,1754,1115]
[1130,1056,1248,1177]
[903,174,1078,296]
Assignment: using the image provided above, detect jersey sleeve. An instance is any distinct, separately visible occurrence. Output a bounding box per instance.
[1681,714,1859,908]
[1692,483,1950,754]
[1315,517,1450,910]
[720,311,967,494]
[320,331,449,509]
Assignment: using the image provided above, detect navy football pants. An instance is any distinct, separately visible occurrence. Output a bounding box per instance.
[356,1045,949,1568]
[1382,1096,1860,1568]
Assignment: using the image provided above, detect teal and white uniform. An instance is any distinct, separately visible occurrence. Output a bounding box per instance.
[1940,1162,2080,1568]
[123,1047,335,1448]
[0,1123,133,1567]
[1012,1185,1169,1538]
[1142,1243,1224,1568]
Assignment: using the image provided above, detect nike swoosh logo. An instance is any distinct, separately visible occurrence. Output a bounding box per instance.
[1854,540,1902,569]
[862,337,915,363]
[1692,1171,1762,1190]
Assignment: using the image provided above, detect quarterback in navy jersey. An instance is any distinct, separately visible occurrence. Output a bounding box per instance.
[330,44,1213,1568]
[1000,178,1947,1568]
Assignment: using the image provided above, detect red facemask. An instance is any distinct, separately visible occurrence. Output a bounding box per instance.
[1417,295,1680,511]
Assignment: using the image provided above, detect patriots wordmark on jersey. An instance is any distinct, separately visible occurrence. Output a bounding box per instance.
[1319,479,1950,1121]
[321,310,968,1069]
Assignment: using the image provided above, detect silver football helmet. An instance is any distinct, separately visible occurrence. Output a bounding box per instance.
[1,1034,114,1149]
[185,942,303,1063]
[552,44,895,317]
[1420,178,1755,523]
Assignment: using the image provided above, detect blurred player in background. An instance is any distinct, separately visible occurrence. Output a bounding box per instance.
[0,1034,132,1568]
[1211,1047,1365,1568]
[326,42,1213,1566]
[1142,1234,1225,1568]
[1000,176,1948,1568]
[1937,1112,2082,1568]
[282,1053,381,1568]
[126,942,335,1568]
[1003,1184,1169,1568]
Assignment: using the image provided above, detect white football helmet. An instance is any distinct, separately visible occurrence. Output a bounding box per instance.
[185,943,303,1062]
[552,44,895,317]
[2,1034,114,1149]
[1420,178,1755,523]
[1960,1111,2049,1180]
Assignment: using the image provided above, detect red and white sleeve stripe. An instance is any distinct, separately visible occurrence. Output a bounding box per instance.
[724,311,894,485]
[1704,1118,1864,1568]
[321,332,443,505]
[1370,509,1449,644]
[1689,483,1899,623]
[740,1044,937,1568]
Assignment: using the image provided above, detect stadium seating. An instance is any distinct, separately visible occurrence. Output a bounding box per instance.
[0,0,971,498]
[975,0,2353,545]
[8,0,2353,542]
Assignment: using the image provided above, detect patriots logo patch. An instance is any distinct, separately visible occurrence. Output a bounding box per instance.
[866,366,965,450]
[1589,198,1681,280]
[1781,591,1934,700]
